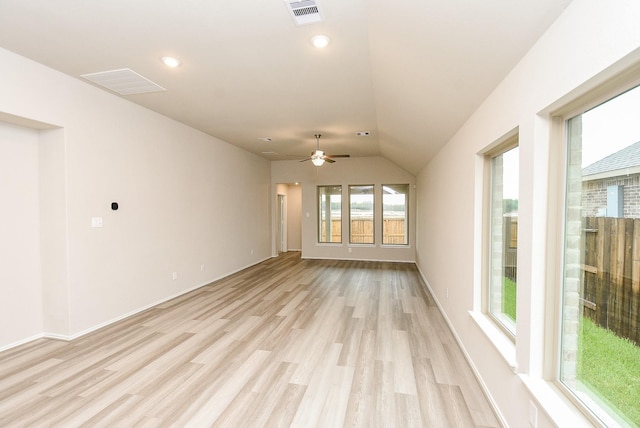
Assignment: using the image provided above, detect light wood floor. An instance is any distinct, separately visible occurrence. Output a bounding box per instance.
[0,252,500,427]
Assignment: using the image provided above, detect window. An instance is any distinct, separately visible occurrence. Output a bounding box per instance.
[560,84,640,426]
[382,184,409,245]
[318,185,342,243]
[488,142,518,335]
[349,185,374,244]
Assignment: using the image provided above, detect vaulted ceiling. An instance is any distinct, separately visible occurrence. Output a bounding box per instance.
[0,0,572,174]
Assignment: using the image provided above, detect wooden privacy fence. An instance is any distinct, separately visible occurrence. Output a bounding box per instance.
[503,216,518,281]
[382,218,407,244]
[582,217,640,345]
[319,218,406,244]
[349,218,373,243]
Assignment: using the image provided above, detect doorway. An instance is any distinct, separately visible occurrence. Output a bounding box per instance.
[275,183,302,255]
[277,194,287,253]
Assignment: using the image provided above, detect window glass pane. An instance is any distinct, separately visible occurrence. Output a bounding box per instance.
[561,85,640,426]
[489,145,518,335]
[350,185,374,244]
[318,185,341,243]
[383,184,409,245]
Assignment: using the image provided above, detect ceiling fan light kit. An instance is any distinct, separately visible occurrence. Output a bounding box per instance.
[311,153,325,166]
[300,134,348,166]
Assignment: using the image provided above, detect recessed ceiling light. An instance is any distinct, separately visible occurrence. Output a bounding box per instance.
[160,56,181,68]
[310,35,330,48]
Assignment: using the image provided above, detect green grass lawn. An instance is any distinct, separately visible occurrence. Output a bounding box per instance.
[503,277,516,321]
[577,317,640,426]
[500,276,639,424]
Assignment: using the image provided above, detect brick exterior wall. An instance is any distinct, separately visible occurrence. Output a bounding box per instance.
[581,174,640,218]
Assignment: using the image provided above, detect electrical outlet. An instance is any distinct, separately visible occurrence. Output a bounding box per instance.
[200,264,205,272]
[172,272,178,280]
[446,288,449,299]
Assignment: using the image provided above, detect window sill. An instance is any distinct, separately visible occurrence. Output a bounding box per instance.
[380,244,411,248]
[315,242,343,246]
[468,310,517,372]
[519,375,596,427]
[470,311,604,427]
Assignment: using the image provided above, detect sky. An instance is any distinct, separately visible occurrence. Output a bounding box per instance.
[502,146,519,200]
[501,84,640,200]
[581,85,640,167]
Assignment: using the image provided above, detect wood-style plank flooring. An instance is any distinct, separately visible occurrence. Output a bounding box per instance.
[0,252,500,427]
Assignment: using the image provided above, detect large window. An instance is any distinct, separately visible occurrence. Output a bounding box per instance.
[488,142,518,336]
[318,185,342,243]
[349,185,374,244]
[560,84,640,426]
[382,184,409,245]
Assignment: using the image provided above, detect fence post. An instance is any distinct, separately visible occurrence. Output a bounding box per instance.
[621,219,633,340]
[633,220,640,344]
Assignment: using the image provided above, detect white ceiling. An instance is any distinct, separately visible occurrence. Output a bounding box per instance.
[0,0,572,174]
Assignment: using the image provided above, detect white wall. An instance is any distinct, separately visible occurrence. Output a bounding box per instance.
[0,47,271,345]
[272,156,415,262]
[415,0,640,426]
[0,122,43,346]
[287,184,302,251]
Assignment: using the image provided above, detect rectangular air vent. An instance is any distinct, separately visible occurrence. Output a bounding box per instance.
[284,0,323,26]
[81,68,166,95]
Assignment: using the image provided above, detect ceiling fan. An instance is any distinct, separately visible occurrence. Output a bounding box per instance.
[300,134,350,166]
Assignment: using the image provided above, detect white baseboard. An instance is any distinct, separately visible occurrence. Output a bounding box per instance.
[7,256,274,348]
[0,333,46,353]
[301,255,416,263]
[414,264,507,428]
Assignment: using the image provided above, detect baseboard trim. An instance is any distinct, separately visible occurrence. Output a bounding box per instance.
[7,256,273,348]
[301,255,416,263]
[0,333,46,353]
[414,264,507,428]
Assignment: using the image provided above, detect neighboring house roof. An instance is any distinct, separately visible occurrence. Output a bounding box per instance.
[583,141,640,179]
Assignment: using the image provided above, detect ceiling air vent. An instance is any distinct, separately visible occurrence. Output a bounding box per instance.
[284,0,323,26]
[81,68,166,95]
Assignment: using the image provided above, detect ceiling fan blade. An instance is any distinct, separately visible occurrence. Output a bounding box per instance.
[297,134,347,165]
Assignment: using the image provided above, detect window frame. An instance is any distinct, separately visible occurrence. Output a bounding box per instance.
[550,73,640,427]
[349,184,375,245]
[382,183,409,246]
[481,133,520,340]
[317,185,342,244]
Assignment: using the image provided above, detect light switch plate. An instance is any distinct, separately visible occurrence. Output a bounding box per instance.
[91,217,103,228]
